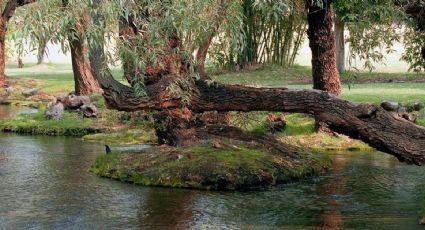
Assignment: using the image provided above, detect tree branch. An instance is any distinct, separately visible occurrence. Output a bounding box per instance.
[2,0,36,21]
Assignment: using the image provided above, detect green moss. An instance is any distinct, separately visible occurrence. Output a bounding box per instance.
[91,140,332,191]
[0,112,102,136]
[82,128,156,144]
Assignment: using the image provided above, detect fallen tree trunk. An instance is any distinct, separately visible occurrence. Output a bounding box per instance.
[97,74,425,165]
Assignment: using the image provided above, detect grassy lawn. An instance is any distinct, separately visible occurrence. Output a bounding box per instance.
[5,63,124,96]
[212,64,425,86]
[4,63,424,105]
[211,65,425,105]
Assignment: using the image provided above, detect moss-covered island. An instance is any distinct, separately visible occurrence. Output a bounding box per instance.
[90,140,332,190]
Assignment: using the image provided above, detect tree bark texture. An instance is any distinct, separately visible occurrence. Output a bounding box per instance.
[335,13,345,74]
[69,18,102,95]
[95,71,425,166]
[0,18,6,87]
[306,0,341,95]
[195,0,229,80]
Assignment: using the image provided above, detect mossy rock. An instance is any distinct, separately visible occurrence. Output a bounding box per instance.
[90,140,331,191]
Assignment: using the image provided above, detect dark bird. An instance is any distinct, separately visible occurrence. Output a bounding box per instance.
[105,145,112,154]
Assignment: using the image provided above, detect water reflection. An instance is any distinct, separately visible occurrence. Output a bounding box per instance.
[0,105,37,119]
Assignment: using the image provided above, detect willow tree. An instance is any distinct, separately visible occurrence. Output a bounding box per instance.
[82,0,425,166]
[331,0,425,74]
[12,0,101,95]
[62,0,101,95]
[0,0,36,87]
[401,0,425,71]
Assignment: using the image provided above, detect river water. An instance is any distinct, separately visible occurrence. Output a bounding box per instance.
[1,105,425,229]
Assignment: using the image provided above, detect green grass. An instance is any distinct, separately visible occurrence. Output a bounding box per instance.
[90,140,331,190]
[212,64,425,86]
[5,63,124,95]
[238,112,372,151]
[83,128,157,144]
[212,65,425,105]
[0,111,102,136]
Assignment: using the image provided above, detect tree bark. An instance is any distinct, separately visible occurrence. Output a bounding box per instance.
[118,16,141,85]
[95,72,425,165]
[335,13,345,74]
[62,0,101,95]
[69,36,102,95]
[306,0,341,95]
[401,0,425,61]
[67,12,101,95]
[0,18,6,87]
[196,0,229,80]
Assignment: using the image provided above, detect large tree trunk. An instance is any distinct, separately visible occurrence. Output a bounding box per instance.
[69,37,101,95]
[335,13,345,74]
[62,0,101,96]
[0,18,6,87]
[67,14,101,96]
[95,71,425,165]
[306,0,341,95]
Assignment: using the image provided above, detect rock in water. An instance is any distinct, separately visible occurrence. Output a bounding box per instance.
[381,101,399,111]
[45,103,64,120]
[413,100,424,111]
[420,217,425,225]
[22,88,40,97]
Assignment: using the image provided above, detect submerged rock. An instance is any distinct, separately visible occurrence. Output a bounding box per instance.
[381,101,399,111]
